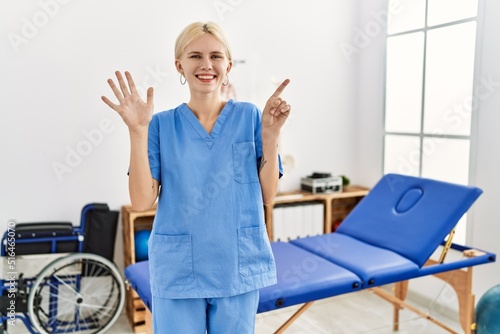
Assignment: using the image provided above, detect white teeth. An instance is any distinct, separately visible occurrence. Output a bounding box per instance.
[198,75,214,79]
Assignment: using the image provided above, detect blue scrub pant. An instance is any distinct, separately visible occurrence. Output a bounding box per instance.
[152,290,259,333]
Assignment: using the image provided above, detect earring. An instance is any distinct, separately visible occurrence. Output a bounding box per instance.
[222,75,229,87]
[180,73,187,85]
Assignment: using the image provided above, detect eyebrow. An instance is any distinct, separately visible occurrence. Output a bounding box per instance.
[187,51,224,55]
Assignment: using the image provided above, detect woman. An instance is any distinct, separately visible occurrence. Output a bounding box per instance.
[102,22,291,333]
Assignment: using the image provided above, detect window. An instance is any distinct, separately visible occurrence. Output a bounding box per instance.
[383,0,479,244]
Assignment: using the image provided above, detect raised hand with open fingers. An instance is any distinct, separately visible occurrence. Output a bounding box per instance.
[261,79,291,136]
[101,71,154,133]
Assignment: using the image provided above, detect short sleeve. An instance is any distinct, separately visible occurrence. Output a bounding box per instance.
[148,115,161,184]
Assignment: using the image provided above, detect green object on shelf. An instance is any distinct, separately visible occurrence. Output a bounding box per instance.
[341,175,350,187]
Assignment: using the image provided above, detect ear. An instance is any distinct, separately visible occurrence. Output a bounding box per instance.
[175,59,183,74]
[226,60,233,75]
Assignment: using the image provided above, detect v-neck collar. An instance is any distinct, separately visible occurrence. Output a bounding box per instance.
[180,99,234,149]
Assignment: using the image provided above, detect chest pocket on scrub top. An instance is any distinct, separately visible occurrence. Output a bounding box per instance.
[232,142,259,184]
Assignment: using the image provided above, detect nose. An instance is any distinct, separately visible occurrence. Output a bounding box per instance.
[200,56,212,70]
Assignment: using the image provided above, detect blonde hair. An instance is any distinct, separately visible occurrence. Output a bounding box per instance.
[175,22,232,61]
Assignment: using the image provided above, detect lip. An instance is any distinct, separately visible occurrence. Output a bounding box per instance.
[196,74,216,82]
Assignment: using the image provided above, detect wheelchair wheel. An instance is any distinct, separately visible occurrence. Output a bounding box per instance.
[26,253,125,334]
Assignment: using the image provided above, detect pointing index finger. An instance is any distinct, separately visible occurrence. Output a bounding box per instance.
[271,79,290,98]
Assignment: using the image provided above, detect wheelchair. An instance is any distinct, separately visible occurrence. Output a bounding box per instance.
[0,203,125,334]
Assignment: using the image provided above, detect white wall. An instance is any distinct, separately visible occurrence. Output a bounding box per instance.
[469,0,500,299]
[355,0,386,187]
[0,0,359,268]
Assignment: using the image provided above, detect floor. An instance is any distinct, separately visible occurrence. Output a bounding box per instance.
[8,288,462,333]
[253,290,461,334]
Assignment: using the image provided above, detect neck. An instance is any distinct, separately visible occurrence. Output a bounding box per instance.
[187,92,226,122]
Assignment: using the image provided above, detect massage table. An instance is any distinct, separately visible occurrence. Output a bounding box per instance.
[124,174,496,333]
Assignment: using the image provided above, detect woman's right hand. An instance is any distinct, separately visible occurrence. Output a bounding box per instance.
[101,71,154,133]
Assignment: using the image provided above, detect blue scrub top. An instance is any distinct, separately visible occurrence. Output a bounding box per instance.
[147,99,281,299]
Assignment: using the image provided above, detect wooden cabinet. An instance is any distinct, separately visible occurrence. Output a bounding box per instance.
[121,205,156,333]
[121,186,369,331]
[264,186,369,241]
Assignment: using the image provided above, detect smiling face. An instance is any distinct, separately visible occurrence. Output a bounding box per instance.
[176,33,232,96]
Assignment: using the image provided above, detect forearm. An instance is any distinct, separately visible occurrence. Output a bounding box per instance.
[128,128,158,211]
[259,130,280,204]
[257,78,290,203]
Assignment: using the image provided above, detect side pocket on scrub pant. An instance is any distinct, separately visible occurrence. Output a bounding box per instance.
[238,226,273,277]
[233,142,259,184]
[150,234,194,286]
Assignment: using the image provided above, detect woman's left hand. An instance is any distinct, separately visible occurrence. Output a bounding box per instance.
[261,79,291,135]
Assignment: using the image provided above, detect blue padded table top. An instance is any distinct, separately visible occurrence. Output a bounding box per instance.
[124,260,152,310]
[291,233,419,288]
[336,174,482,267]
[124,242,495,315]
[258,242,361,313]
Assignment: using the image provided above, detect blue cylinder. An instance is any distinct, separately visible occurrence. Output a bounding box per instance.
[134,229,151,262]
